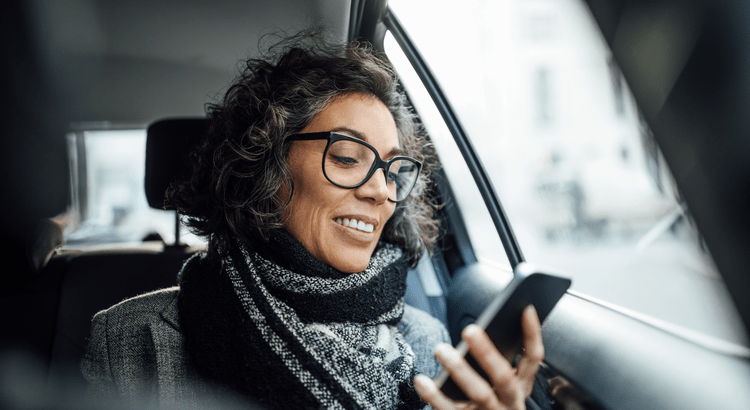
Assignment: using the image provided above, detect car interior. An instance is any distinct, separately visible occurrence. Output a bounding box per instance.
[2,0,749,409]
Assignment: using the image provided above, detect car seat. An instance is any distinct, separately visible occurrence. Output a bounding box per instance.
[43,118,209,397]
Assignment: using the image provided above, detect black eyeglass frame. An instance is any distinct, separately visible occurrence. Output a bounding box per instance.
[289,131,423,203]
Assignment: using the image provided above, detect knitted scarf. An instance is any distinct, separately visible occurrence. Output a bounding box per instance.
[177,231,425,410]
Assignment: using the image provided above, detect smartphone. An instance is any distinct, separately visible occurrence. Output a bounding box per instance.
[434,262,571,401]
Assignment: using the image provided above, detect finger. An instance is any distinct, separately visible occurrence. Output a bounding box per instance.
[413,374,458,410]
[516,305,544,396]
[462,324,520,405]
[547,375,569,393]
[434,343,502,408]
[548,376,585,410]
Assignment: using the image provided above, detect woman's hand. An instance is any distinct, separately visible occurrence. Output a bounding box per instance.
[414,306,544,410]
[548,376,587,410]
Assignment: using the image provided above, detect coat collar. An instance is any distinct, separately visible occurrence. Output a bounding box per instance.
[159,286,182,331]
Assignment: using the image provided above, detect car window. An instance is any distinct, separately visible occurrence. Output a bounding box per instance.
[60,129,203,248]
[385,36,513,280]
[388,0,747,347]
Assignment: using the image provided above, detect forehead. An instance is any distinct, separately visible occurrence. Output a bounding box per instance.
[303,93,400,150]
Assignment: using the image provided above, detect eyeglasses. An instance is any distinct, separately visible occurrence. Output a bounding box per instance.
[289,131,422,202]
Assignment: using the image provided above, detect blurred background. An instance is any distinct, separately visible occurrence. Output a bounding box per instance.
[388,0,747,347]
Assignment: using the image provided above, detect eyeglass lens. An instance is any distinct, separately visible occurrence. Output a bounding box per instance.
[324,139,419,201]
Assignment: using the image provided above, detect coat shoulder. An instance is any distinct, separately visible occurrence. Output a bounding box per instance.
[103,285,179,316]
[95,286,180,330]
[399,305,450,377]
[82,286,206,407]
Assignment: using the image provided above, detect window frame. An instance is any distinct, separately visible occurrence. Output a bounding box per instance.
[383,9,525,269]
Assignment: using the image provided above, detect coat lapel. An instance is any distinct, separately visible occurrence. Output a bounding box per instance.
[159,288,181,331]
[151,287,207,408]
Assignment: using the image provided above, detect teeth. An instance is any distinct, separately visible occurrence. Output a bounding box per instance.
[335,218,375,233]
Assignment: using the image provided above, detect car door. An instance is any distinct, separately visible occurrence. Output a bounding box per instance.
[353,1,750,409]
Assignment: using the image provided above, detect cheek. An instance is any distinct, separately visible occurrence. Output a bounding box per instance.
[380,204,398,234]
[386,204,397,221]
[292,172,330,209]
[284,164,336,230]
[285,152,318,206]
[277,177,292,207]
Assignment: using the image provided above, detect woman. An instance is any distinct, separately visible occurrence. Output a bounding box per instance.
[81,34,543,410]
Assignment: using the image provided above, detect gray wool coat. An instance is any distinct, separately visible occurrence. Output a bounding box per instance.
[80,286,449,409]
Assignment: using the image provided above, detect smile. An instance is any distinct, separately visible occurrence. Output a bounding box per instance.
[335,217,374,233]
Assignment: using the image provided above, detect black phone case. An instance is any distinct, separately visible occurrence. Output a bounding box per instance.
[435,263,571,401]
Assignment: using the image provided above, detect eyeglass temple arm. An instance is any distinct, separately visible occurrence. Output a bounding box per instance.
[289,132,331,141]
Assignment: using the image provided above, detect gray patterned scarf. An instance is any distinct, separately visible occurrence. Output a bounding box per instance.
[178,232,425,409]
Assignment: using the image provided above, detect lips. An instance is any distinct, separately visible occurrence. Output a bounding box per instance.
[334,217,375,233]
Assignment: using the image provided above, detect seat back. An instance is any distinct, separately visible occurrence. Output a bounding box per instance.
[46,248,192,395]
[44,118,209,395]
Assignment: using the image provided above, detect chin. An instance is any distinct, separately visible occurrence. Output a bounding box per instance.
[328,251,372,274]
[333,260,369,274]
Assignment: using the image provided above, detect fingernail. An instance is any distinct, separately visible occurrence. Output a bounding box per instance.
[462,324,480,339]
[526,305,537,315]
[413,374,436,395]
[434,343,459,364]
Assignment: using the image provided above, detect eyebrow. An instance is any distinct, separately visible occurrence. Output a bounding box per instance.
[331,127,407,157]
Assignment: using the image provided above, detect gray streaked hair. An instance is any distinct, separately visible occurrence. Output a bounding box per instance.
[166,31,440,266]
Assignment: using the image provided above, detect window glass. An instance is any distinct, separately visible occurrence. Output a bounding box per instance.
[389,0,747,346]
[385,33,513,280]
[63,129,203,248]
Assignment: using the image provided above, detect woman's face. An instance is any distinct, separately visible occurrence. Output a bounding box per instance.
[282,93,399,273]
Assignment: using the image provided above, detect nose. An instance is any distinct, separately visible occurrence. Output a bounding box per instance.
[355,168,390,204]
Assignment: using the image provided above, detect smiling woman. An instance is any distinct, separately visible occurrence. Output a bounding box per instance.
[166,35,438,268]
[283,94,404,273]
[79,33,449,410]
[78,32,544,410]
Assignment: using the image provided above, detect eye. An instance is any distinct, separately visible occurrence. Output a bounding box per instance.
[332,155,358,166]
[387,171,399,184]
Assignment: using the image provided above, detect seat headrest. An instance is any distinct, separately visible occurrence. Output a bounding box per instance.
[145,118,209,209]
[26,219,64,275]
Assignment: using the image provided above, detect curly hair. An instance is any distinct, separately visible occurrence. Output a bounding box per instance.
[166,32,440,266]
